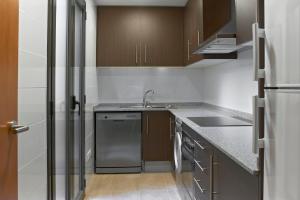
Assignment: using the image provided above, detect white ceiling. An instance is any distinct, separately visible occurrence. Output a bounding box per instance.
[94,0,188,7]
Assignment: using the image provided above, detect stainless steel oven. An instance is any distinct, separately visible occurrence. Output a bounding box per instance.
[174,118,194,200]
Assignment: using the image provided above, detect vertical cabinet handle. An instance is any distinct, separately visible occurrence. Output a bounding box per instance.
[252,23,265,81]
[211,157,219,199]
[169,117,172,140]
[252,96,265,154]
[135,44,138,64]
[139,43,142,65]
[146,115,149,136]
[209,155,214,200]
[187,40,190,61]
[197,31,200,46]
[144,44,147,64]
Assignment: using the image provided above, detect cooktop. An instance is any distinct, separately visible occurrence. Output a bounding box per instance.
[187,116,252,127]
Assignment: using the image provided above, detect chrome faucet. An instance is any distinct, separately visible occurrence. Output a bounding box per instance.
[143,89,155,108]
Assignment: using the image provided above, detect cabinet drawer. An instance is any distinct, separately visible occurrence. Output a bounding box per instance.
[194,178,209,200]
[194,140,210,167]
[194,159,209,187]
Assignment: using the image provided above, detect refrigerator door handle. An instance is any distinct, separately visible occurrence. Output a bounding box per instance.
[252,23,266,81]
[252,96,265,154]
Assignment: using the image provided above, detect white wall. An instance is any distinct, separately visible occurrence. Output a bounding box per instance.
[200,50,258,113]
[85,0,98,182]
[18,0,48,199]
[97,67,204,103]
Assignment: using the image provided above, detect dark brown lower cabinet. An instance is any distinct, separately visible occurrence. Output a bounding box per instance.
[184,123,260,200]
[142,111,173,161]
[213,150,260,200]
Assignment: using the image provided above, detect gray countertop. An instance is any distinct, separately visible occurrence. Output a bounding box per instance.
[94,103,259,175]
[169,108,259,175]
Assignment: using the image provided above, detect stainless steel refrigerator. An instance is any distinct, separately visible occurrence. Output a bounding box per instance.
[252,0,300,199]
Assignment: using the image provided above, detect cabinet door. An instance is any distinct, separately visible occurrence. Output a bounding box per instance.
[140,8,184,66]
[142,111,172,161]
[184,0,204,65]
[169,113,176,160]
[214,150,260,200]
[97,7,140,66]
[235,0,257,44]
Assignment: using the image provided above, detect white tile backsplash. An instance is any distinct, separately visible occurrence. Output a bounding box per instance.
[97,67,204,103]
[200,50,258,113]
[97,50,257,114]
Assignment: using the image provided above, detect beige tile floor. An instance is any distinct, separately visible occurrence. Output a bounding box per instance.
[84,172,181,200]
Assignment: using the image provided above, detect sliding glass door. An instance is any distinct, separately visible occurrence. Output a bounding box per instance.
[68,0,86,199]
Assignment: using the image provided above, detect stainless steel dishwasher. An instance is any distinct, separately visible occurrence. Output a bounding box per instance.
[95,112,142,173]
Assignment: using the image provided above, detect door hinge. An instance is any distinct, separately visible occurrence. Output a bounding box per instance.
[84,179,87,188]
[49,101,54,117]
[84,95,87,105]
[258,138,265,149]
[84,11,87,20]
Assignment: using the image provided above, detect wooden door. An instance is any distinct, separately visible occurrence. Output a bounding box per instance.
[140,7,184,66]
[97,7,141,66]
[0,0,19,199]
[142,111,172,161]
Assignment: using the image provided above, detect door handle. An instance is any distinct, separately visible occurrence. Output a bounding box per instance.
[8,121,29,134]
[252,96,265,154]
[252,23,265,81]
[71,96,81,115]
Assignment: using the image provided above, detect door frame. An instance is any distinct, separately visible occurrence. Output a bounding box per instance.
[47,0,56,199]
[66,0,86,199]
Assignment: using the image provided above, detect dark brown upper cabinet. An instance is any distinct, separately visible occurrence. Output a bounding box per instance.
[97,7,141,66]
[184,0,204,65]
[235,0,257,44]
[184,0,237,66]
[97,7,184,67]
[140,7,184,67]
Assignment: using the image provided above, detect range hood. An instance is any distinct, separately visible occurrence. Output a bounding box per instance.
[194,0,242,55]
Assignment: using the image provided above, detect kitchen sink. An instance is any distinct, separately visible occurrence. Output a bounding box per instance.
[119,104,173,109]
[119,105,144,109]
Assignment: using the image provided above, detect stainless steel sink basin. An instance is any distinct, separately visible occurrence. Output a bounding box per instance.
[119,105,144,109]
[119,104,173,109]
